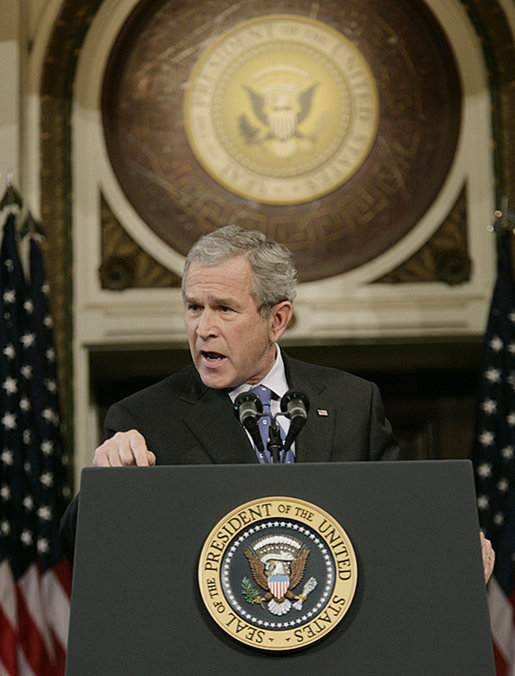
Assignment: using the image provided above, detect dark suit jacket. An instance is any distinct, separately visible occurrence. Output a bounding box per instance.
[59,353,398,560]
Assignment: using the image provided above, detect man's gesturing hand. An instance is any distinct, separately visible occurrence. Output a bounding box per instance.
[93,430,156,467]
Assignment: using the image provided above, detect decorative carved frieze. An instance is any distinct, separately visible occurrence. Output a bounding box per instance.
[374,188,471,285]
[100,194,182,290]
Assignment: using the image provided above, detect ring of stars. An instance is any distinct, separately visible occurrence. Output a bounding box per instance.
[220,519,335,630]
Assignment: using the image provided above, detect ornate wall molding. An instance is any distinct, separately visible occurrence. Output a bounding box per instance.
[460,0,514,205]
[40,0,105,454]
[374,187,470,285]
[100,194,182,290]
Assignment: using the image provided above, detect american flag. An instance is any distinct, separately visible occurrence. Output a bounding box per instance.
[472,230,515,674]
[0,212,72,675]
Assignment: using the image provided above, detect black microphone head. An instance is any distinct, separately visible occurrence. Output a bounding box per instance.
[234,391,263,421]
[280,390,310,419]
[233,391,264,453]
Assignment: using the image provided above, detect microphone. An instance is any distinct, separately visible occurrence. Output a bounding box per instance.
[280,390,310,453]
[233,391,264,453]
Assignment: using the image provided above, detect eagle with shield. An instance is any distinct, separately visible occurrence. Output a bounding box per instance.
[242,534,317,616]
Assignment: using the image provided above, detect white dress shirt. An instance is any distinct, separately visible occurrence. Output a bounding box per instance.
[229,344,293,454]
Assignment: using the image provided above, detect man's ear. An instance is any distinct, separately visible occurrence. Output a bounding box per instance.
[270,301,293,340]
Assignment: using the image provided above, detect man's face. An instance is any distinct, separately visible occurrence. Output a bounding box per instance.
[184,256,286,389]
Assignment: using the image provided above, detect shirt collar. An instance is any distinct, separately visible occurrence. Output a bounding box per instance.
[229,345,288,402]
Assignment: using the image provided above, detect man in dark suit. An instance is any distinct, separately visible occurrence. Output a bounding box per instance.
[91,224,398,468]
[98,351,398,467]
[60,225,494,579]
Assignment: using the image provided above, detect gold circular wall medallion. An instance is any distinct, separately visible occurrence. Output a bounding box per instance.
[102,0,462,281]
[184,15,379,205]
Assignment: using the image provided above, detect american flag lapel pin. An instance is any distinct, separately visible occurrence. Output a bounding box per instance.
[317,408,329,417]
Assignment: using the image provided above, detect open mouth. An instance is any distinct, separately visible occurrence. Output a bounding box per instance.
[201,350,226,362]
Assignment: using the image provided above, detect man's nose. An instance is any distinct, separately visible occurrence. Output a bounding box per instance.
[196,308,219,338]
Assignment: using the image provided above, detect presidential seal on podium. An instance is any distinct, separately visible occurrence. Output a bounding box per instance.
[198,496,358,651]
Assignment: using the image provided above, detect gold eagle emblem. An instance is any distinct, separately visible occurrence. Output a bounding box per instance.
[243,535,317,616]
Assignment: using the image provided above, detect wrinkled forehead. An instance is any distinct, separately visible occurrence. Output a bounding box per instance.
[184,257,261,303]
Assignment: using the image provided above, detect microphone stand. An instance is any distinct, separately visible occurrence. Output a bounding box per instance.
[267,418,283,464]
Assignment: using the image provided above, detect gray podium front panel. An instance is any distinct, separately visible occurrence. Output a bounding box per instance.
[66,461,494,675]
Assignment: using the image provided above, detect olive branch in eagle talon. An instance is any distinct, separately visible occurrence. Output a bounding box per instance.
[241,576,261,604]
[239,115,262,145]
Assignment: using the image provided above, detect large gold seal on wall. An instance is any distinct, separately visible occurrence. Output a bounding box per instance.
[102,0,461,281]
[183,15,379,205]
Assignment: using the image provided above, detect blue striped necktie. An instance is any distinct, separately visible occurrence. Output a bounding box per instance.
[250,385,294,464]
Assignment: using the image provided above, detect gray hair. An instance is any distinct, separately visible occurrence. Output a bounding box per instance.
[182,225,297,313]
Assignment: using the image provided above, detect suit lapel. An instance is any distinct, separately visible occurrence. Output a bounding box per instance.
[283,354,334,463]
[177,355,335,464]
[180,369,257,464]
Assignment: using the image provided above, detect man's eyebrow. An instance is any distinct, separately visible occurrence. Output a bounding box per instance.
[207,294,238,307]
[184,294,238,307]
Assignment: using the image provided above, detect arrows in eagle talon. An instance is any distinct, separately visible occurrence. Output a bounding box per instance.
[292,577,317,610]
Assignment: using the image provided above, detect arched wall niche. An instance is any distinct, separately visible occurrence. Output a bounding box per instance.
[35,0,514,478]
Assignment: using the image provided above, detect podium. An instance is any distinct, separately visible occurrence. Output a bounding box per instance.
[65,460,495,674]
